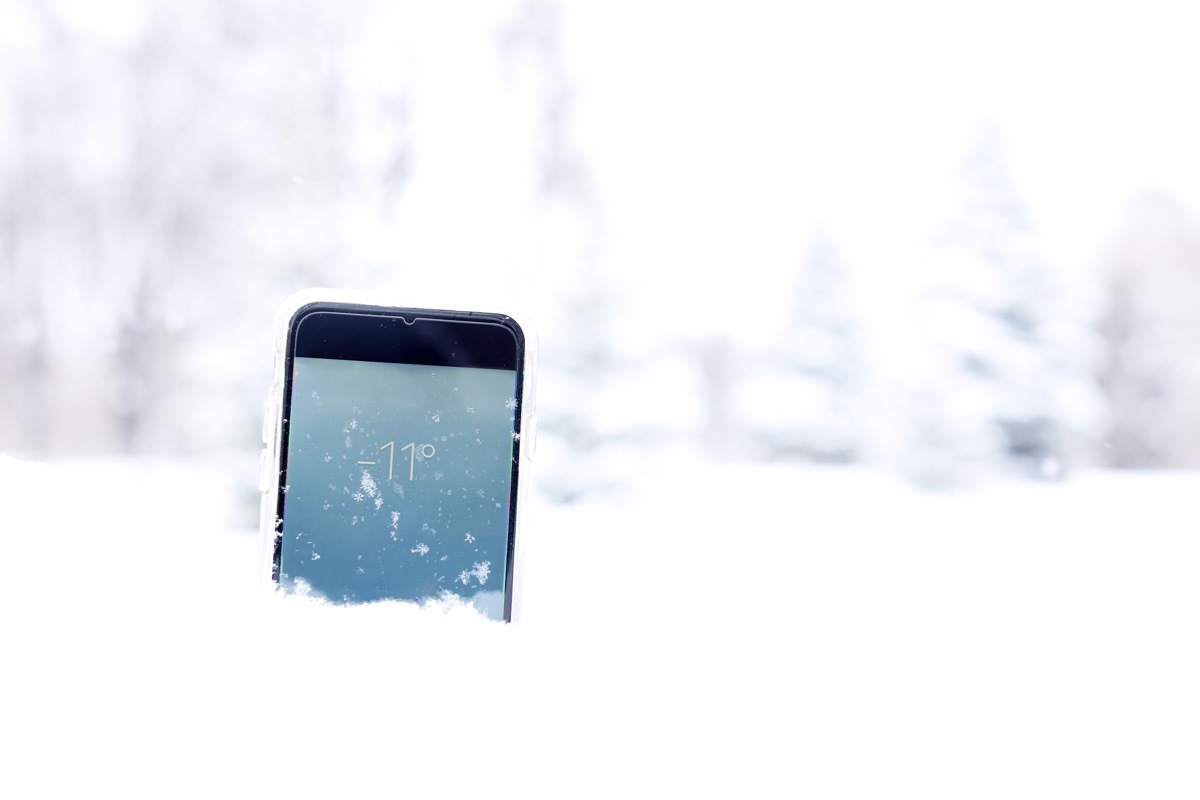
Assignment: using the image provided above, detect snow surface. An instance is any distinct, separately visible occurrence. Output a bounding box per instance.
[0,453,1196,797]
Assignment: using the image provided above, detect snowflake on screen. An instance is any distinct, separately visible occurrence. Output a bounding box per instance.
[505,397,518,411]
[411,543,430,556]
[457,561,491,585]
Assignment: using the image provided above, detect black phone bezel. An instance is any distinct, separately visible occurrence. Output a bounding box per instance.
[272,301,526,621]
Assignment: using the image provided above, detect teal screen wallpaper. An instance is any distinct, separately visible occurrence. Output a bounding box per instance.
[279,356,518,619]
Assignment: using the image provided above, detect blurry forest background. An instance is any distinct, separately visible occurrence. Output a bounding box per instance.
[2,0,1199,501]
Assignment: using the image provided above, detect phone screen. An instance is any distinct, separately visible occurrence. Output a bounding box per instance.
[274,307,523,620]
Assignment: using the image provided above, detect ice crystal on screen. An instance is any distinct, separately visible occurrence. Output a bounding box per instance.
[310,550,321,561]
[374,497,383,510]
[344,436,352,448]
[322,501,331,511]
[352,492,364,503]
[464,532,475,543]
[360,471,378,498]
[311,391,320,401]
[390,511,400,528]
[412,543,430,556]
[505,398,518,411]
[434,471,444,481]
[457,561,491,585]
[512,431,521,441]
[356,566,366,575]
[349,419,358,430]
[323,453,332,463]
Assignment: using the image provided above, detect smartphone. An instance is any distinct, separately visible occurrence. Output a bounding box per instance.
[260,292,533,621]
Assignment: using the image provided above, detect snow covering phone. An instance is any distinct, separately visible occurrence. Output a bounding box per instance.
[261,294,532,621]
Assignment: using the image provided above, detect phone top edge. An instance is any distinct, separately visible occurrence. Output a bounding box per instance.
[275,288,539,383]
[291,309,522,371]
[280,290,526,332]
[292,305,525,344]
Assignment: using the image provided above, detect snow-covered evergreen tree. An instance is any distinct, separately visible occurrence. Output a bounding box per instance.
[494,0,640,502]
[896,123,1100,486]
[733,227,864,462]
[1097,190,1200,468]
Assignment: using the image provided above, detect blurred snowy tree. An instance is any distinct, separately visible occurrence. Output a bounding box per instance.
[896,124,1101,486]
[1097,190,1200,468]
[496,1,642,501]
[732,227,864,462]
[1,0,578,462]
[0,0,369,455]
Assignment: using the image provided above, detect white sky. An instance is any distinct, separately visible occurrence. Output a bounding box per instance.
[562,1,1200,342]
[9,0,1199,350]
